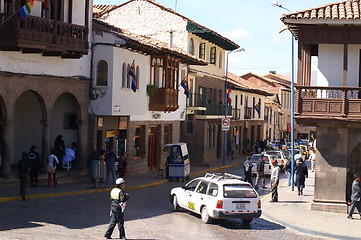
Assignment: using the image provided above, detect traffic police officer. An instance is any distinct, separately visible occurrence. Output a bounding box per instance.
[105,178,129,239]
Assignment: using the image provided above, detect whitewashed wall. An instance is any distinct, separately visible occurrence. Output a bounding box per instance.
[317,44,361,87]
[91,31,186,122]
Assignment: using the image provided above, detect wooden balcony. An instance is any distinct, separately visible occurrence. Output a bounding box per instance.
[0,14,88,58]
[149,88,179,111]
[244,107,252,119]
[295,86,361,124]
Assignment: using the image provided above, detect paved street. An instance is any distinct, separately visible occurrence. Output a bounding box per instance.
[0,165,329,240]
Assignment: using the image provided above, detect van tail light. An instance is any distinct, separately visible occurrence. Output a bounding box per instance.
[216,200,223,209]
[257,200,261,209]
[281,160,284,165]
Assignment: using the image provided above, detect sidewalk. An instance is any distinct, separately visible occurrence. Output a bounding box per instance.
[261,171,361,240]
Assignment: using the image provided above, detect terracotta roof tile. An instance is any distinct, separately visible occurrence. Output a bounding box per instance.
[282,0,361,21]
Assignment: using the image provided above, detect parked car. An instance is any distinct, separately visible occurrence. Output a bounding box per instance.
[170,173,262,224]
[250,153,273,176]
[264,150,287,170]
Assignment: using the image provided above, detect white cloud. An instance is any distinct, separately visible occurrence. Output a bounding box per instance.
[221,28,250,40]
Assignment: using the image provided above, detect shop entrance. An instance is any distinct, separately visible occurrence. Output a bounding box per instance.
[105,130,127,157]
[148,126,159,169]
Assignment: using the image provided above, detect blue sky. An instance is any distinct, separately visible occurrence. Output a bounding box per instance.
[93,0,331,76]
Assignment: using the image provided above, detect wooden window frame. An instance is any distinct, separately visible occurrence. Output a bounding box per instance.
[210,47,216,64]
[189,38,194,55]
[150,56,179,90]
[199,43,206,60]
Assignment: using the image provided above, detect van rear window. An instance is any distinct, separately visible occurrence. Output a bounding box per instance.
[223,184,257,198]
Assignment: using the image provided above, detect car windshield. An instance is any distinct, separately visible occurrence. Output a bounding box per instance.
[223,184,257,198]
[267,152,281,158]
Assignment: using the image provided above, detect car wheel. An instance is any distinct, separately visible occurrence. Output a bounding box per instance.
[201,206,212,224]
[172,195,180,212]
[242,218,252,224]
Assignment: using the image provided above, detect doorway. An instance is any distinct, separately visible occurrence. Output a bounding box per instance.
[148,126,159,169]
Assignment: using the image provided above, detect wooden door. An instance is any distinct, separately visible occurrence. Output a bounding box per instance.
[148,126,159,169]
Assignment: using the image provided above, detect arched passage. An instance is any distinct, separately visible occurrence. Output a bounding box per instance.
[51,93,81,167]
[13,91,46,165]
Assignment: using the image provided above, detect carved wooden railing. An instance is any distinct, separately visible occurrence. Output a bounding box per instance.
[149,88,179,111]
[0,14,88,57]
[295,86,361,119]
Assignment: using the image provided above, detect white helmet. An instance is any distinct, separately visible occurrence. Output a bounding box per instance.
[116,178,125,185]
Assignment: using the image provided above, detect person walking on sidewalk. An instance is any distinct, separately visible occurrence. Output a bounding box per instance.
[105,150,117,184]
[308,149,316,172]
[255,154,266,189]
[270,159,281,202]
[347,173,361,220]
[47,148,59,187]
[243,157,253,186]
[28,145,41,187]
[285,158,295,186]
[295,158,308,196]
[105,178,129,240]
[18,152,32,201]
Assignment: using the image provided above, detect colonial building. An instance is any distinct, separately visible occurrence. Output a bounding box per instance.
[94,0,243,166]
[281,0,361,213]
[91,19,206,173]
[0,0,92,177]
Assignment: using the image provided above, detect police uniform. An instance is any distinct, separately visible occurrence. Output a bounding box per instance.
[105,178,129,239]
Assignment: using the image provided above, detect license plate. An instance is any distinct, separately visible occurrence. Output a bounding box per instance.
[236,203,245,209]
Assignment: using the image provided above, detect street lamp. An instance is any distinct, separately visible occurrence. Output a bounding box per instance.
[224,47,245,166]
[272,1,295,191]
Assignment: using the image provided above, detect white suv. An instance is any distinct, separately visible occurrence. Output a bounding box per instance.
[170,173,262,224]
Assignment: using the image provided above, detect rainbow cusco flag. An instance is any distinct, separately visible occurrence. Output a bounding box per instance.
[19,0,35,19]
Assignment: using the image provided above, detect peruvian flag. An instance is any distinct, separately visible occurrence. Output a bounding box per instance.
[227,88,232,104]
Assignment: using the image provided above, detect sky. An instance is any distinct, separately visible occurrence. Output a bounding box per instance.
[93,0,332,77]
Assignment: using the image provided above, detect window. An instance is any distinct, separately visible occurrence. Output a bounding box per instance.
[64,113,77,129]
[223,184,257,198]
[196,181,208,194]
[199,43,205,60]
[210,47,216,64]
[150,56,179,89]
[185,180,200,192]
[164,124,172,146]
[207,183,218,196]
[127,64,131,88]
[134,126,144,158]
[96,60,108,86]
[189,38,194,55]
[136,65,140,90]
[219,52,222,68]
[122,63,126,88]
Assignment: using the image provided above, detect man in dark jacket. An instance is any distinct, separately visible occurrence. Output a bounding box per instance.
[28,145,41,187]
[254,154,266,189]
[105,178,129,239]
[18,152,32,200]
[347,173,361,220]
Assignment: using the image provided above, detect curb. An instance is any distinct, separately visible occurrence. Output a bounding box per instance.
[0,162,243,202]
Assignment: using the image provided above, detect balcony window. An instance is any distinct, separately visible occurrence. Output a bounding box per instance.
[199,43,205,60]
[96,60,108,86]
[150,56,179,89]
[189,38,194,55]
[210,47,216,65]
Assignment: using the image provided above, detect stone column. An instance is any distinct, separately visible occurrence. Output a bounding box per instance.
[41,120,51,169]
[1,120,14,178]
[77,119,88,170]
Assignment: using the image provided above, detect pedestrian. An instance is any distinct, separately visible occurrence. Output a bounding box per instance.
[63,143,76,171]
[308,149,316,172]
[118,152,128,178]
[254,154,266,189]
[28,145,41,187]
[270,159,281,202]
[347,173,361,220]
[254,141,259,153]
[47,148,59,187]
[18,152,31,201]
[230,141,236,160]
[104,178,129,240]
[54,135,65,169]
[105,150,117,184]
[285,158,295,186]
[88,151,100,188]
[243,157,253,186]
[295,158,308,195]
